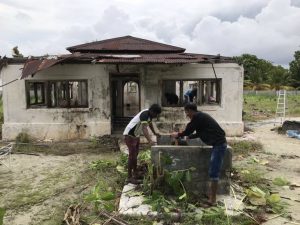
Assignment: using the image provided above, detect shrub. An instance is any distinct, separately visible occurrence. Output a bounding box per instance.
[15,132,31,143]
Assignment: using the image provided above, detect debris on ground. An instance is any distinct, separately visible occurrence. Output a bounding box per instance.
[280,154,300,159]
[286,130,300,140]
[276,120,300,134]
[63,204,81,225]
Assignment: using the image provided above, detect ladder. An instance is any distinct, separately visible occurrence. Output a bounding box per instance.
[275,90,288,124]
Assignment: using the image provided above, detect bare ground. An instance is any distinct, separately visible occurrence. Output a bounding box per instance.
[1,120,300,225]
[0,152,119,225]
[245,118,300,224]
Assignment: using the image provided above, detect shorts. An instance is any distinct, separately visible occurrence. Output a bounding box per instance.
[209,143,227,181]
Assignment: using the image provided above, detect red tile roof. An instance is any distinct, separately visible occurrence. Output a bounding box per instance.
[67,36,186,53]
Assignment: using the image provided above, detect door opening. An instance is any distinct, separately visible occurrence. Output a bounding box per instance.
[110,74,140,133]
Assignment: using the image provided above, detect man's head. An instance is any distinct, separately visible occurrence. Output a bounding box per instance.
[149,104,162,118]
[184,103,197,119]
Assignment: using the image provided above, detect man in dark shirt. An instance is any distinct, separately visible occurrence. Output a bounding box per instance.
[171,103,227,205]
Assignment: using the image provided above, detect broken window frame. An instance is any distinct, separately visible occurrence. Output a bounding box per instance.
[26,80,89,109]
[162,79,222,107]
[26,81,46,107]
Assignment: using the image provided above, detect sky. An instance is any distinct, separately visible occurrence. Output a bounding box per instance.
[1,0,300,67]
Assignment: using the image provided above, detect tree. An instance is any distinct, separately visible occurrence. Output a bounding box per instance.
[289,50,300,88]
[234,54,273,85]
[268,65,291,90]
[12,46,23,58]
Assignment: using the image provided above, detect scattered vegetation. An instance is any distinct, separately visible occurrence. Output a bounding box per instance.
[234,167,266,188]
[80,148,290,225]
[272,177,290,186]
[0,207,4,225]
[228,140,263,156]
[243,94,300,121]
[15,132,31,143]
[245,186,288,215]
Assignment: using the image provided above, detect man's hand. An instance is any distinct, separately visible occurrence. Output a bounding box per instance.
[171,132,179,138]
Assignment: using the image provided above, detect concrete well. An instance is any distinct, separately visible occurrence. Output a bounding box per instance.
[151,135,232,195]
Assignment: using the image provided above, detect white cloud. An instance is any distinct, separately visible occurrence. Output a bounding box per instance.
[93,6,135,38]
[0,0,300,66]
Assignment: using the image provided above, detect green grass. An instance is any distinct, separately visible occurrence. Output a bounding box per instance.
[243,94,300,121]
[228,140,263,156]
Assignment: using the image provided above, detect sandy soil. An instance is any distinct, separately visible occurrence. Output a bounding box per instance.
[246,118,300,224]
[0,152,111,225]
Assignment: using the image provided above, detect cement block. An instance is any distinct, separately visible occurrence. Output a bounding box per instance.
[151,145,232,195]
[157,135,204,146]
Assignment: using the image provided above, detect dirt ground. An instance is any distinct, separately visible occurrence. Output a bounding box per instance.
[0,151,118,225]
[245,118,300,225]
[0,119,300,225]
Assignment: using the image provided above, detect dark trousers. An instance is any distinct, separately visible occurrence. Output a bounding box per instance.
[124,135,140,178]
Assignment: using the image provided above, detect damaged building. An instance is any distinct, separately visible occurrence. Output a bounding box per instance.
[0,36,244,140]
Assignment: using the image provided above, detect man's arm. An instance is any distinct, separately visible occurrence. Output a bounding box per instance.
[140,111,155,145]
[149,122,160,137]
[171,122,196,138]
[142,123,154,145]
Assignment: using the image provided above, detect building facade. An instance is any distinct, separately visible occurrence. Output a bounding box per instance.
[0,36,243,140]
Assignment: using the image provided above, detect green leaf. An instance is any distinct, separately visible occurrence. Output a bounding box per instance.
[163,207,170,213]
[249,186,266,197]
[267,194,281,204]
[84,193,97,202]
[179,193,187,200]
[185,170,192,182]
[116,165,126,174]
[246,186,266,206]
[248,196,266,206]
[252,157,260,163]
[161,154,173,165]
[104,203,115,212]
[100,192,115,201]
[0,207,5,225]
[272,177,290,186]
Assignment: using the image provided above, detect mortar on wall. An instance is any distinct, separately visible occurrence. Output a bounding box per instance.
[151,135,232,195]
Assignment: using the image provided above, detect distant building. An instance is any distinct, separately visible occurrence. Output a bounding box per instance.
[0,36,243,140]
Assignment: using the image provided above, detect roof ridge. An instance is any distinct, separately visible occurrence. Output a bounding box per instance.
[66,35,185,53]
[66,36,132,50]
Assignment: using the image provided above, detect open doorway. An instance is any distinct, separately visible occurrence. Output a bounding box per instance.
[110,74,140,133]
[123,81,139,117]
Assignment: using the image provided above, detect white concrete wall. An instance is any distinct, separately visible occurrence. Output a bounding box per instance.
[1,62,243,140]
[1,64,111,140]
[141,63,244,136]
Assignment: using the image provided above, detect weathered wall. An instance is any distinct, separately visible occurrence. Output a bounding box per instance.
[1,64,111,140]
[141,64,244,136]
[1,62,243,140]
[152,145,232,195]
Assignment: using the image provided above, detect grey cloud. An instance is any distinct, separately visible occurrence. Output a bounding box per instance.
[212,1,270,22]
[0,0,38,10]
[1,0,300,67]
[291,0,300,7]
[93,6,135,38]
[15,11,32,21]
